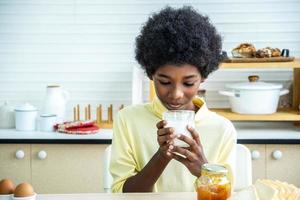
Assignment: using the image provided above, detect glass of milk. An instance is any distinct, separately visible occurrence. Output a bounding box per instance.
[163,110,195,147]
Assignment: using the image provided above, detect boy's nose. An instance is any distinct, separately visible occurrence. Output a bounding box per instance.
[169,86,184,100]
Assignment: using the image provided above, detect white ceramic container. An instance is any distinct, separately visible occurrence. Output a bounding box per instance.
[219,76,289,114]
[0,101,15,128]
[15,103,38,131]
[41,85,69,123]
[38,114,57,132]
[163,110,195,147]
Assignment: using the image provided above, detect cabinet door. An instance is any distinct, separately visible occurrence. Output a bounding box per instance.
[245,144,266,183]
[0,144,31,184]
[31,144,109,194]
[266,144,300,187]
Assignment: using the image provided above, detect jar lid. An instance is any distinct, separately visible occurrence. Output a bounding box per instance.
[201,163,228,175]
[15,103,37,112]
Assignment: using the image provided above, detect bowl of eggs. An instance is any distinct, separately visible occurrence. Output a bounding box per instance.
[0,179,36,200]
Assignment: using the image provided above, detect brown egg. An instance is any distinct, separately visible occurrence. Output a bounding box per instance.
[14,182,34,197]
[0,179,14,194]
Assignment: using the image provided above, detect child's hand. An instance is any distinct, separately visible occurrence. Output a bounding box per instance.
[156,120,177,160]
[171,125,208,177]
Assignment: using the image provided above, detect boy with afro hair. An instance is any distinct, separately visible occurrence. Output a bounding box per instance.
[110,6,236,192]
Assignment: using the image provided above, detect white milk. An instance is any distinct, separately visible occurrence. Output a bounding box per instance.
[163,110,195,147]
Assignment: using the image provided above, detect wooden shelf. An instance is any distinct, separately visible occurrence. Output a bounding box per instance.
[211,108,300,121]
[219,58,300,69]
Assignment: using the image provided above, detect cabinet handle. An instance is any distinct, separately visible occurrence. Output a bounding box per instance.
[38,150,47,160]
[15,150,25,159]
[251,150,260,160]
[272,150,283,160]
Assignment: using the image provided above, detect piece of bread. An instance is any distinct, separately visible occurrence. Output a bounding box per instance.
[255,48,272,58]
[232,43,256,58]
[255,47,281,58]
[271,48,281,57]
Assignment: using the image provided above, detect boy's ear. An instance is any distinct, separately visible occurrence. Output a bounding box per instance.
[201,78,206,83]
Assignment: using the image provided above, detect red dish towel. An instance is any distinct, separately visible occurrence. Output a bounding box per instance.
[55,120,100,134]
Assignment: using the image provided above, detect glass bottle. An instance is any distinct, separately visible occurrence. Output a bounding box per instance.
[195,163,231,200]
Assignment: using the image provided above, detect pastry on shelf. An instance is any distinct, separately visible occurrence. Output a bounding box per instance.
[270,47,281,57]
[255,47,281,58]
[231,43,256,58]
[255,48,272,58]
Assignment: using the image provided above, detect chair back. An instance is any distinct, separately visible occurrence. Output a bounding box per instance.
[235,144,252,190]
[103,145,113,193]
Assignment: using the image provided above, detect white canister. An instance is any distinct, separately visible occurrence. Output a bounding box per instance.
[0,101,15,128]
[15,103,38,131]
[38,114,57,132]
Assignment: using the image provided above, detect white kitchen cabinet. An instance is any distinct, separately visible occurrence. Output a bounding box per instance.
[31,144,109,194]
[266,144,300,187]
[245,144,300,188]
[0,144,31,184]
[245,144,266,183]
[0,144,109,194]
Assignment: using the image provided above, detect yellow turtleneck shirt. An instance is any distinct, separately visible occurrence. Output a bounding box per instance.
[110,97,237,192]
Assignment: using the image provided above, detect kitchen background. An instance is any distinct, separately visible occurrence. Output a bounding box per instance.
[0,0,299,120]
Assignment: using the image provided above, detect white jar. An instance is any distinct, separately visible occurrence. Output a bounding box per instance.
[38,114,57,132]
[15,103,38,131]
[0,101,15,128]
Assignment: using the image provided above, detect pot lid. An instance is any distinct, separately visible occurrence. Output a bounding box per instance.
[225,75,283,90]
[15,102,37,112]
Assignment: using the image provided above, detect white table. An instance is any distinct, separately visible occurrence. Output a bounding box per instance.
[37,193,198,200]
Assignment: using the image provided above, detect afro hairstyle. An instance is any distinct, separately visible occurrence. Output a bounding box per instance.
[135,6,222,79]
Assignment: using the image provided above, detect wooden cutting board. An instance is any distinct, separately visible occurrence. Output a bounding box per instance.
[223,57,295,63]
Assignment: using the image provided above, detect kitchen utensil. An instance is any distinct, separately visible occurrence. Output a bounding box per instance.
[15,103,38,131]
[219,75,289,114]
[0,101,15,128]
[41,85,69,123]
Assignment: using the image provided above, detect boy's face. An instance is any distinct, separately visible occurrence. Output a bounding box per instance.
[152,64,203,110]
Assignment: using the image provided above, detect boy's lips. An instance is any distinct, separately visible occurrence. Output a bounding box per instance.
[166,103,182,109]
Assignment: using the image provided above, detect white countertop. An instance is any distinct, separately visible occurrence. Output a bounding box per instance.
[234,122,300,140]
[0,128,113,140]
[0,122,299,141]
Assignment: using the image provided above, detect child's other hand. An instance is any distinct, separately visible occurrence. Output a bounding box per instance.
[156,120,176,160]
[171,125,208,177]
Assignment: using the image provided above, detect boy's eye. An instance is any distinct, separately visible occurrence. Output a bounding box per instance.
[184,82,195,87]
[159,80,170,85]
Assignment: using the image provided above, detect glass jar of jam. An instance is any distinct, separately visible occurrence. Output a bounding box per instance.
[195,163,231,200]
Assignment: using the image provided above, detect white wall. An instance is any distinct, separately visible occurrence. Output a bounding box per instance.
[0,0,299,120]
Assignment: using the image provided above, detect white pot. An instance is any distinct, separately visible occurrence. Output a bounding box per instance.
[15,103,38,131]
[219,76,289,114]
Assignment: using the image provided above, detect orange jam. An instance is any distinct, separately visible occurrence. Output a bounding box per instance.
[197,183,231,200]
[195,164,231,200]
